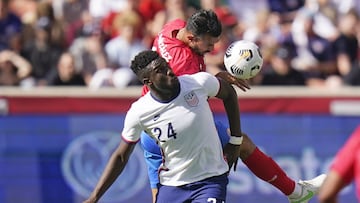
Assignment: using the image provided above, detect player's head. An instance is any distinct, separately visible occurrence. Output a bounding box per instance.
[186,9,222,56]
[131,50,179,93]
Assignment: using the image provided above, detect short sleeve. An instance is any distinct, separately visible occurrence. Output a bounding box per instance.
[121,106,143,143]
[191,72,220,97]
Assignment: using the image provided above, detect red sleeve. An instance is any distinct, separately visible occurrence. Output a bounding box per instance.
[168,47,204,75]
[330,126,360,184]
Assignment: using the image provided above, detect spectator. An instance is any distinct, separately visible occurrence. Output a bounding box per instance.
[267,0,305,14]
[33,1,66,50]
[333,9,360,86]
[95,9,147,89]
[64,10,103,47]
[100,0,145,41]
[88,0,128,20]
[69,28,108,86]
[0,0,23,52]
[0,49,32,86]
[47,52,86,86]
[242,8,280,49]
[147,0,190,41]
[294,0,338,40]
[20,16,63,86]
[226,0,268,31]
[260,45,306,86]
[52,0,89,27]
[291,11,338,87]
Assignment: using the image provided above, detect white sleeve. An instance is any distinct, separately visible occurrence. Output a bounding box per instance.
[192,72,220,97]
[121,105,142,143]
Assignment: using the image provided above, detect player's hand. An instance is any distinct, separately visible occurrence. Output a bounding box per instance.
[215,71,250,92]
[223,143,241,172]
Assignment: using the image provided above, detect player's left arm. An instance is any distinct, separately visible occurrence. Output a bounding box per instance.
[215,77,242,171]
[215,71,250,92]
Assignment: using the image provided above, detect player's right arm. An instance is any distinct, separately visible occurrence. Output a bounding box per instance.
[84,105,142,203]
[83,141,136,203]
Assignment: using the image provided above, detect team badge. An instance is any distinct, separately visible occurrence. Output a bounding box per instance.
[184,91,199,107]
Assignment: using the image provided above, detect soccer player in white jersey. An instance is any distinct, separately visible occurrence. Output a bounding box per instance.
[83,50,244,203]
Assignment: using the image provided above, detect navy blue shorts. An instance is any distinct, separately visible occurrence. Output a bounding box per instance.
[156,173,228,203]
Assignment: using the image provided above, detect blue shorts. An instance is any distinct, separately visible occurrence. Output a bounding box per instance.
[140,121,230,188]
[156,173,228,203]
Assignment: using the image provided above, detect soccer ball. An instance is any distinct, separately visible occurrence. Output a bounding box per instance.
[224,40,263,79]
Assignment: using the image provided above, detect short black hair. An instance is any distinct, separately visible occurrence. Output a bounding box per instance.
[130,50,159,76]
[186,9,222,38]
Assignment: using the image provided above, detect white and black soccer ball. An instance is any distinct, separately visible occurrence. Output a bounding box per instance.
[224,40,263,79]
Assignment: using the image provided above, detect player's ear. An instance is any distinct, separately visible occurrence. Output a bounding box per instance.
[142,78,151,85]
[187,34,195,42]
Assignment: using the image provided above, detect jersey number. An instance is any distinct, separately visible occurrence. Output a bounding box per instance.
[153,122,177,142]
[207,198,225,203]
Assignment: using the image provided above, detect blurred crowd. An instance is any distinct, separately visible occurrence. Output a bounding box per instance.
[1,0,360,89]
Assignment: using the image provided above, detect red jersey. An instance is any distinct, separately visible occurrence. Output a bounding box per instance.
[330,125,360,199]
[141,19,206,95]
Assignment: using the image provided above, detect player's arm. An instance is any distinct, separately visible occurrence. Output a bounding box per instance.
[215,71,250,92]
[215,77,242,171]
[83,141,136,203]
[215,77,242,138]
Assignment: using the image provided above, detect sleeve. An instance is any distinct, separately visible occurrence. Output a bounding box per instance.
[140,131,162,188]
[192,72,220,97]
[169,49,202,76]
[215,121,230,148]
[121,106,142,143]
[330,126,360,184]
[143,150,162,188]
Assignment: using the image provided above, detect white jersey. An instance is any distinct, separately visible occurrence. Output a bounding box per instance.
[122,72,229,186]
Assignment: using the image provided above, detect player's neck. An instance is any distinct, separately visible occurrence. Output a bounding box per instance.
[150,84,180,103]
[176,28,189,44]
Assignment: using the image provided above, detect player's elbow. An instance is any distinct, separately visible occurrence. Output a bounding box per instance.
[216,79,237,101]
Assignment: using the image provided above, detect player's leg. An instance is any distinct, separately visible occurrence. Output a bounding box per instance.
[215,120,325,202]
[190,173,228,203]
[239,134,296,195]
[215,120,297,195]
[240,133,326,202]
[156,173,228,203]
[155,184,191,203]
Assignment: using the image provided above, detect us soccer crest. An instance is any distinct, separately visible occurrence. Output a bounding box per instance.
[184,91,199,107]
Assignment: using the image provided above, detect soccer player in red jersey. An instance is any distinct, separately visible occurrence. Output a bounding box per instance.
[318,125,360,203]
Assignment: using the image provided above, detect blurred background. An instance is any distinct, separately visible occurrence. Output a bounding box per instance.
[0,0,360,202]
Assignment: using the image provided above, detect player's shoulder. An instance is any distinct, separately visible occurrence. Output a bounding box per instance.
[179,72,217,86]
[128,93,153,112]
[188,72,215,80]
[163,19,186,29]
